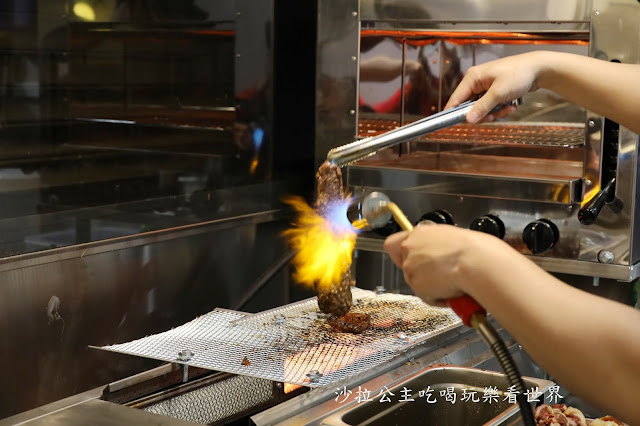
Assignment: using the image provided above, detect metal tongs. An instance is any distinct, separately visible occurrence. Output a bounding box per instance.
[327,98,520,167]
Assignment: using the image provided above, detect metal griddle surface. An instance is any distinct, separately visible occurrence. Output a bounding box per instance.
[95,288,461,388]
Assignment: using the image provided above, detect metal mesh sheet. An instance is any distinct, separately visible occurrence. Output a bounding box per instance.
[98,288,461,388]
[142,374,274,424]
[359,120,584,147]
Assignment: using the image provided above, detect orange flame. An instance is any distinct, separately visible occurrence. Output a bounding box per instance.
[282,196,357,292]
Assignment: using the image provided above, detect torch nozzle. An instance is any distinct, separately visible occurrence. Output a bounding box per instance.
[357,191,414,232]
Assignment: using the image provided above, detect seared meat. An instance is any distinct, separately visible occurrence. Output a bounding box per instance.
[316,160,344,215]
[534,404,624,426]
[317,279,353,317]
[315,161,353,316]
[327,313,371,334]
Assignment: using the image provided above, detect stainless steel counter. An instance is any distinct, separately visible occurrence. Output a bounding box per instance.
[1,321,550,426]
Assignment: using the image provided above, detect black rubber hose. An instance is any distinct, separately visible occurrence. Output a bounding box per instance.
[488,335,536,426]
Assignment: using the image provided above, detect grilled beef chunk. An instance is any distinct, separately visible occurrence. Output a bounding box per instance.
[315,161,353,316]
[534,403,624,426]
[316,161,344,215]
[317,278,353,317]
[328,313,371,334]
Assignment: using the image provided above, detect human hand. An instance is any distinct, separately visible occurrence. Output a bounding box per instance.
[404,59,423,75]
[445,51,547,123]
[383,224,504,306]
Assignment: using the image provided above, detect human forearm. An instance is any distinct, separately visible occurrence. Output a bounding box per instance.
[536,51,640,133]
[460,243,640,424]
[447,50,640,133]
[360,57,423,82]
[360,57,403,82]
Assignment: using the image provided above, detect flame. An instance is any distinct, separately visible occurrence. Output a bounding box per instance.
[284,383,302,394]
[283,342,376,386]
[283,196,357,291]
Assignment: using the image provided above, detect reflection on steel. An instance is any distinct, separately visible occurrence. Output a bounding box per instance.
[233,249,298,311]
[0,215,291,418]
[347,167,582,203]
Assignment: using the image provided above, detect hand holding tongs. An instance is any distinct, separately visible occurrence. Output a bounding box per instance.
[327,98,520,167]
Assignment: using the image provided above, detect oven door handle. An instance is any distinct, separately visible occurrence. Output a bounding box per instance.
[578,177,616,225]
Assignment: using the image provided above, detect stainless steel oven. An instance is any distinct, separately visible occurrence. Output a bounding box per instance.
[315,0,640,282]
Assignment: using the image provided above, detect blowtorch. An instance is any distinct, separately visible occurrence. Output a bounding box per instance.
[348,191,536,426]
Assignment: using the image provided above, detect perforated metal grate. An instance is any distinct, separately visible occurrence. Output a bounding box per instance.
[98,288,461,388]
[142,374,274,424]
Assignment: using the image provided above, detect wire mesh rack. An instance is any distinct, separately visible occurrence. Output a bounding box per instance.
[96,288,462,388]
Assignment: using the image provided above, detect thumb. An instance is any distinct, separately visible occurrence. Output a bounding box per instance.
[384,231,409,268]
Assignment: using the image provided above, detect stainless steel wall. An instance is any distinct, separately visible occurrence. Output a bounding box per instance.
[0,212,293,418]
[0,0,318,418]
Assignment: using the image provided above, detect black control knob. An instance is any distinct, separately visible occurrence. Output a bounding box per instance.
[417,209,454,225]
[470,214,505,239]
[522,219,559,254]
[371,218,402,237]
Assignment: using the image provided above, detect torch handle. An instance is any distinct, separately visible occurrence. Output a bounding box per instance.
[447,295,487,327]
[366,196,533,425]
[370,199,488,328]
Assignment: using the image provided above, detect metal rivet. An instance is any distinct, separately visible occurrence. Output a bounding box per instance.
[306,370,322,382]
[594,11,600,16]
[585,179,592,186]
[375,285,386,294]
[395,332,409,343]
[177,350,193,361]
[236,11,241,16]
[236,53,241,58]
[349,109,356,116]
[351,56,357,61]
[598,250,614,264]
[352,11,358,17]
[588,120,595,128]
